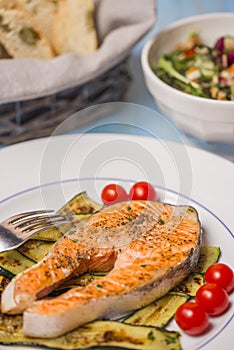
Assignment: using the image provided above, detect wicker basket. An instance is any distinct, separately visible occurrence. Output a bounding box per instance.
[0,58,131,145]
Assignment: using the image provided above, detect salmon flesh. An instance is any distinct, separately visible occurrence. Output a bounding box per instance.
[1,200,201,338]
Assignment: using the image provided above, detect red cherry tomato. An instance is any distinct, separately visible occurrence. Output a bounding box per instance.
[195,283,229,316]
[101,184,128,205]
[205,263,234,293]
[175,301,209,335]
[129,181,158,201]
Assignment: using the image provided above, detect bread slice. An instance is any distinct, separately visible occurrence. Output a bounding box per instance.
[52,0,98,55]
[15,0,59,44]
[0,0,17,9]
[0,9,54,59]
[0,1,15,58]
[0,41,11,57]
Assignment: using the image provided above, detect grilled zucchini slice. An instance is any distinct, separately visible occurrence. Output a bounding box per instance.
[173,273,204,296]
[0,250,34,279]
[32,223,72,241]
[32,216,90,241]
[124,292,189,328]
[17,239,54,262]
[0,315,181,350]
[58,191,103,215]
[193,245,220,273]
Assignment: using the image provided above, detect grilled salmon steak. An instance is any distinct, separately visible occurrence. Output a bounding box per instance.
[1,200,201,338]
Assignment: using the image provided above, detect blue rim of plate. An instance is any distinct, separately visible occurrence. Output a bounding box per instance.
[0,176,233,350]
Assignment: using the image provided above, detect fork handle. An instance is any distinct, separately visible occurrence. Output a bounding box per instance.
[0,225,22,253]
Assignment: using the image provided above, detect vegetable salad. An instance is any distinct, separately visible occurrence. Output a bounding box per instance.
[154,32,234,100]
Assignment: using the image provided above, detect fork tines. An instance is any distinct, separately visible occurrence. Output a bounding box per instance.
[8,210,69,233]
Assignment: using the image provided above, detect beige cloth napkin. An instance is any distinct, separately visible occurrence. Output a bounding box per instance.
[0,0,156,103]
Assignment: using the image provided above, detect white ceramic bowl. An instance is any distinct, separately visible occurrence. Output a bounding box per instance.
[141,13,234,143]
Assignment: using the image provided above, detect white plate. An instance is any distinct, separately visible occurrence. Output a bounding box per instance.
[0,133,233,350]
[0,177,233,350]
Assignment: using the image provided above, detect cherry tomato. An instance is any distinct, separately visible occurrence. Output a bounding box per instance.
[195,283,229,316]
[175,301,209,335]
[129,181,158,201]
[205,263,234,293]
[101,184,128,205]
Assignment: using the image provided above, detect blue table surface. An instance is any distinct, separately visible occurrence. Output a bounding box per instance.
[71,0,234,161]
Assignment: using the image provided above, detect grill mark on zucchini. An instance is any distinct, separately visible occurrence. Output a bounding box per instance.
[17,239,54,262]
[124,292,189,328]
[58,191,103,215]
[0,316,181,350]
[0,250,34,279]
[32,224,72,241]
[192,245,221,273]
[0,275,10,293]
[172,273,204,296]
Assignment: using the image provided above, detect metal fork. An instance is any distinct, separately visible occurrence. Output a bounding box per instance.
[0,210,69,253]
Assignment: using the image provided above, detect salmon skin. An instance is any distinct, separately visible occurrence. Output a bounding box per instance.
[1,200,201,338]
